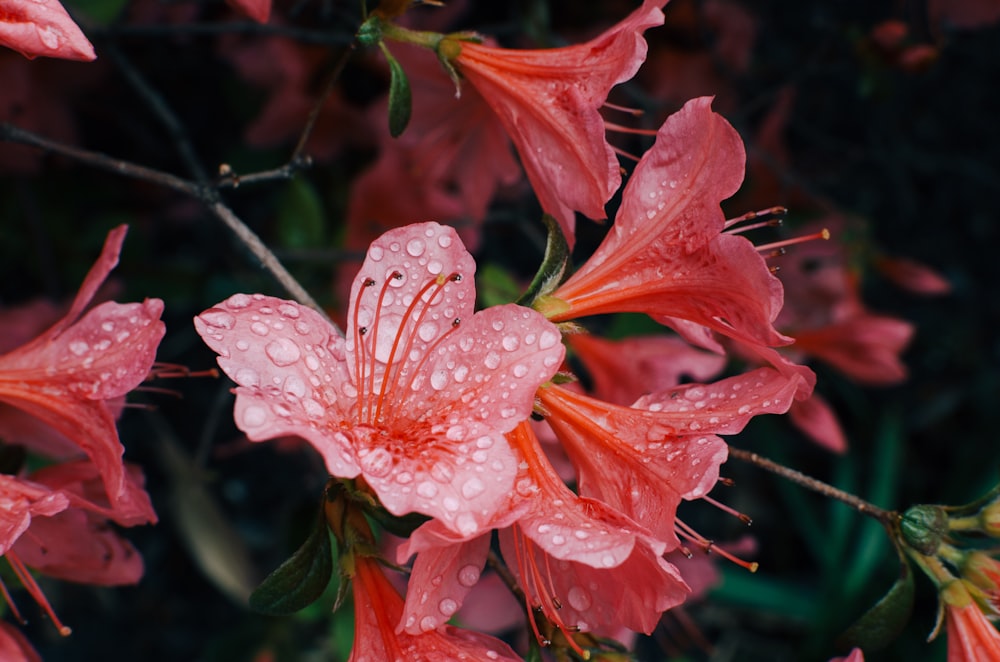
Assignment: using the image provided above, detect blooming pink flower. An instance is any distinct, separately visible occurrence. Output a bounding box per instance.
[196,222,564,536]
[226,0,270,23]
[400,421,688,646]
[447,0,667,244]
[537,368,801,545]
[348,552,522,662]
[0,225,165,517]
[538,97,789,351]
[0,0,95,61]
[829,648,865,662]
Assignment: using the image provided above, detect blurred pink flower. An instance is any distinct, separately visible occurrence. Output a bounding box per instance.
[448,0,668,245]
[0,225,164,517]
[226,0,269,23]
[0,0,95,61]
[0,622,40,662]
[196,222,564,536]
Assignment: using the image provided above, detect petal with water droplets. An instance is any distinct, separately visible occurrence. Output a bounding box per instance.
[0,0,96,61]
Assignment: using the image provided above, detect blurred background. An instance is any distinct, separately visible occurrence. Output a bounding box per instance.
[2,0,999,660]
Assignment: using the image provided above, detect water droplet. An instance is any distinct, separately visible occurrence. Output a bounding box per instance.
[200,310,236,329]
[368,246,384,261]
[418,322,439,342]
[438,234,452,248]
[567,586,592,611]
[538,330,559,350]
[475,436,493,449]
[417,482,438,498]
[551,534,566,545]
[283,375,306,398]
[234,368,260,387]
[427,260,443,275]
[242,406,267,427]
[537,524,552,534]
[359,447,393,477]
[511,364,529,378]
[431,462,455,483]
[484,352,501,369]
[453,365,469,383]
[438,598,458,616]
[443,497,460,512]
[226,293,252,309]
[501,335,520,351]
[406,239,426,256]
[601,554,616,567]
[235,340,249,352]
[461,477,485,498]
[68,340,89,356]
[265,338,301,366]
[430,369,449,390]
[250,322,269,336]
[457,564,480,587]
[418,616,437,632]
[737,405,751,415]
[36,25,60,49]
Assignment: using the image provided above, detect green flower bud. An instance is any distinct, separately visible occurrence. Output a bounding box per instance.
[900,504,948,555]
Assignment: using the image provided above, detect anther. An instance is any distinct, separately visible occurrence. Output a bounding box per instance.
[551,597,562,609]
[452,318,461,327]
[391,271,403,280]
[358,327,367,335]
[756,228,831,254]
[450,273,462,282]
[363,278,376,287]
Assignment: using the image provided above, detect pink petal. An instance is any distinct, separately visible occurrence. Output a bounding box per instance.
[195,294,362,479]
[875,255,951,295]
[551,98,788,348]
[792,314,913,385]
[399,534,491,634]
[0,0,95,61]
[569,332,726,405]
[0,475,69,554]
[788,394,848,453]
[0,622,42,662]
[455,0,667,243]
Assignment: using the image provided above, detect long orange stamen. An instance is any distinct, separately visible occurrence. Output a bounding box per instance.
[755,228,830,254]
[6,552,72,635]
[352,278,376,422]
[364,273,401,422]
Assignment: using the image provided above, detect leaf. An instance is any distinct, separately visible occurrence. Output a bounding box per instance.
[249,509,333,615]
[381,43,412,138]
[836,558,915,652]
[517,214,571,306]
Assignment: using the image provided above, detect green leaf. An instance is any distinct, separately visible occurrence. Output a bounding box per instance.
[249,510,333,615]
[381,44,412,138]
[517,214,570,306]
[836,558,915,652]
[477,263,523,308]
[276,178,325,250]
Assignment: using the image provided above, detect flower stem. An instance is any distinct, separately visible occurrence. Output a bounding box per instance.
[728,447,898,526]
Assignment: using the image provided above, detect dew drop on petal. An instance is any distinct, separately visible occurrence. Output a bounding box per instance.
[278,303,300,318]
[406,239,426,256]
[567,586,592,611]
[551,534,566,545]
[738,405,751,415]
[359,447,393,478]
[430,462,455,483]
[200,310,236,329]
[419,616,437,632]
[234,368,260,387]
[437,234,452,248]
[265,338,301,366]
[538,330,559,350]
[453,365,469,383]
[484,352,501,369]
[226,293,252,309]
[417,481,438,498]
[438,598,458,616]
[512,364,528,378]
[427,369,448,391]
[457,564,481,587]
[601,554,617,568]
[502,335,520,351]
[250,322,269,336]
[442,497,460,512]
[69,340,89,356]
[242,406,267,427]
[427,260,443,275]
[461,477,485,499]
[475,436,493,449]
[368,245,384,261]
[418,322,439,342]
[36,25,60,49]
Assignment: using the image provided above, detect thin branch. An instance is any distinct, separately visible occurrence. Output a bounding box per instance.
[92,21,356,46]
[290,42,356,164]
[0,122,335,329]
[728,447,899,526]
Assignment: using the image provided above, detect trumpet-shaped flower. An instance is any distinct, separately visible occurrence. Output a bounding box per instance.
[0,0,95,61]
[400,422,688,642]
[447,0,668,244]
[539,96,788,350]
[196,222,564,536]
[941,581,1000,661]
[0,225,164,519]
[348,552,522,662]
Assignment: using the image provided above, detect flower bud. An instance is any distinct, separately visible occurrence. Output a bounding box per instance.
[961,552,1000,597]
[900,504,948,556]
[980,501,1000,537]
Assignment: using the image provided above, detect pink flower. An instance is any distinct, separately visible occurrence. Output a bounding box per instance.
[226,0,270,23]
[348,552,522,662]
[447,0,668,244]
[941,581,1000,661]
[400,421,688,647]
[0,0,95,61]
[537,368,801,545]
[0,225,165,517]
[538,97,789,351]
[196,222,564,536]
[829,648,865,662]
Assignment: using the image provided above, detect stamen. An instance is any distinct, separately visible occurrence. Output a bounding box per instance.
[6,552,72,635]
[352,278,377,421]
[755,228,830,254]
[724,206,787,230]
[602,101,644,116]
[611,144,642,163]
[148,363,219,379]
[364,273,401,421]
[602,121,658,137]
[701,494,753,525]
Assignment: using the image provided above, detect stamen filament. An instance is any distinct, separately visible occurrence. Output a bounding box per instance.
[755,229,830,254]
[365,274,401,422]
[352,278,376,422]
[6,552,72,635]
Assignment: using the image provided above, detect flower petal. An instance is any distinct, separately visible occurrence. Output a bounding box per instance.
[0,0,95,61]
